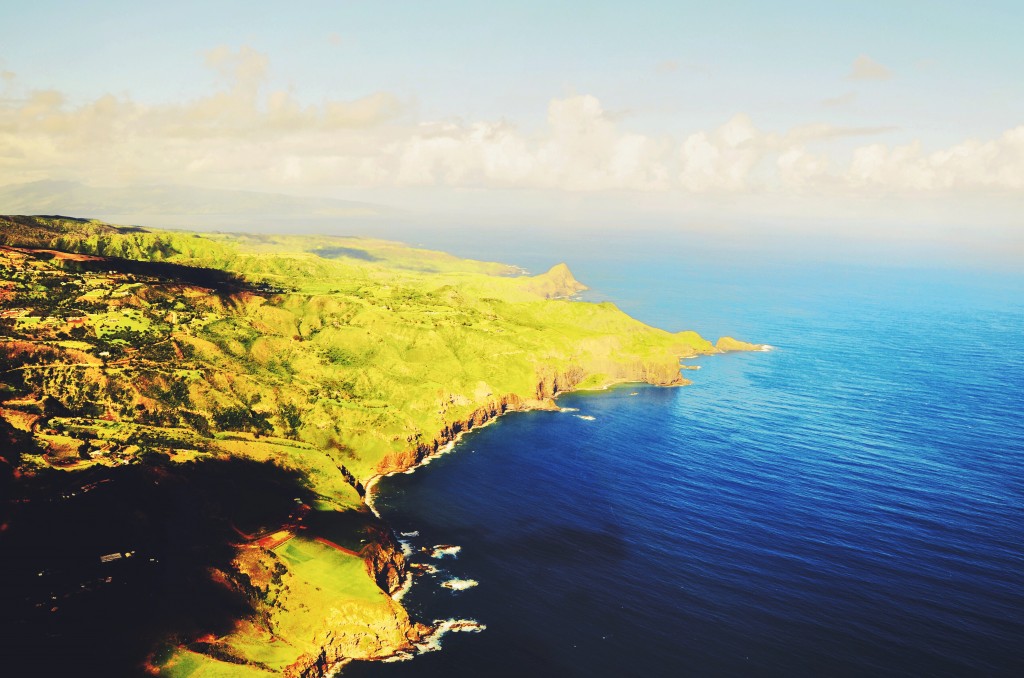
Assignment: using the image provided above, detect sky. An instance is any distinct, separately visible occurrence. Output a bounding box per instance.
[0,1,1022,246]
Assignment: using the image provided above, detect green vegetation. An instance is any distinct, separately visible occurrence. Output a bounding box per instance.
[0,214,749,676]
[159,538,417,677]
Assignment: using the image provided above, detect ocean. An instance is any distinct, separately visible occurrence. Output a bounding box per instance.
[346,231,1024,676]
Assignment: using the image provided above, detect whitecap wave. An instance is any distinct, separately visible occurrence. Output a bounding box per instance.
[392,570,414,602]
[400,530,419,537]
[409,562,440,575]
[575,415,596,421]
[560,407,580,412]
[364,476,382,518]
[441,578,479,591]
[413,619,487,654]
[430,545,461,559]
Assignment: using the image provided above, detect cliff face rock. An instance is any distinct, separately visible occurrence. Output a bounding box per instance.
[361,524,407,596]
[534,364,586,399]
[284,600,428,678]
[373,392,529,477]
[224,533,427,678]
[715,336,764,352]
[592,354,691,387]
[372,360,688,481]
[372,362,602,479]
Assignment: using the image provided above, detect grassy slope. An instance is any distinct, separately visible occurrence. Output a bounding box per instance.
[0,215,729,676]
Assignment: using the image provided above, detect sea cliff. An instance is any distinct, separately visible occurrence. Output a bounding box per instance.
[373,360,690,481]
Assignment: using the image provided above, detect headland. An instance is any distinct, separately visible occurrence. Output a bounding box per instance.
[0,215,761,676]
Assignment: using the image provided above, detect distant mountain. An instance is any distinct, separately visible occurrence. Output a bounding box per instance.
[0,180,397,231]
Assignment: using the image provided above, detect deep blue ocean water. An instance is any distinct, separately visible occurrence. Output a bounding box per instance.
[347,233,1024,677]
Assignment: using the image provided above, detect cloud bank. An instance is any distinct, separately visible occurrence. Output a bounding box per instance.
[1,46,1021,202]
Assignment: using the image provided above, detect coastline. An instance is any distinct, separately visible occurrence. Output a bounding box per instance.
[278,350,760,674]
[2,216,783,676]
[364,413,503,520]
[364,375,684,517]
[355,371,706,666]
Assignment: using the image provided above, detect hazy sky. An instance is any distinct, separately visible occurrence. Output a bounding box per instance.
[1,1,1022,234]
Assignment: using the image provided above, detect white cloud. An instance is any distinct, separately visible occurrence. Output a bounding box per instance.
[390,95,670,191]
[848,127,1024,191]
[848,54,892,81]
[777,147,831,189]
[0,46,406,187]
[0,46,1021,201]
[679,114,765,192]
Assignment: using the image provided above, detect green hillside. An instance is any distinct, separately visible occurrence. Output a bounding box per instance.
[0,215,747,676]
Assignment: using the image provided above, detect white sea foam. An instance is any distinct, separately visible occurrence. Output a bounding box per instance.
[560,407,580,412]
[413,619,487,655]
[392,570,415,602]
[365,407,505,518]
[409,562,440,575]
[363,408,508,609]
[441,578,479,591]
[364,475,382,518]
[324,658,353,676]
[575,415,596,421]
[430,545,461,559]
[760,344,776,352]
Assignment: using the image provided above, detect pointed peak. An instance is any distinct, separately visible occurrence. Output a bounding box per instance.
[544,263,583,284]
[547,262,572,275]
[523,262,588,299]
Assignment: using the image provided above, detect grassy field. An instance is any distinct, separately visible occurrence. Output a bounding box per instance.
[158,537,414,677]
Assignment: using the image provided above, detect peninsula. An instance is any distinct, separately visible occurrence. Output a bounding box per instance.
[0,215,761,676]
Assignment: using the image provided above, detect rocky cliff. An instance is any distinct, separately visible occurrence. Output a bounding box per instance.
[361,522,408,596]
[372,359,687,480]
[284,600,427,678]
